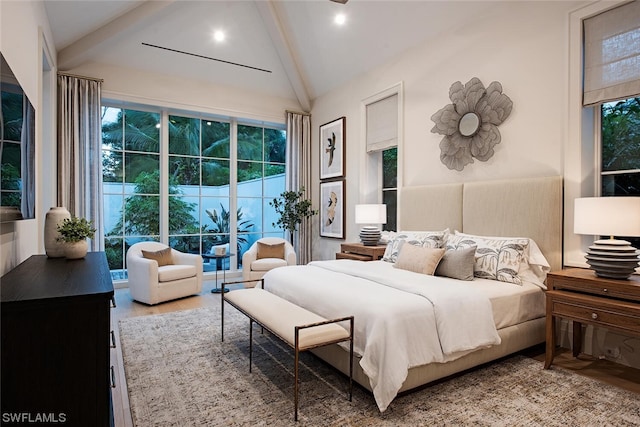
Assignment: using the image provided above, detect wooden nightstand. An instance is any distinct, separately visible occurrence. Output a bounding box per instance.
[336,243,386,261]
[544,268,640,369]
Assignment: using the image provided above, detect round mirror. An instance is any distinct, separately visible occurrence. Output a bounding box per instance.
[459,112,480,137]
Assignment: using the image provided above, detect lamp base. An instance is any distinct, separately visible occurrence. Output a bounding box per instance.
[359,226,381,246]
[585,239,640,280]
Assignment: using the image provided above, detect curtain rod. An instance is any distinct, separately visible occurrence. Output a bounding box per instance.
[57,71,104,83]
[286,109,311,117]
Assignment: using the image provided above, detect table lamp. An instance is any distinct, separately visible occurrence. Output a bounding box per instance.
[355,204,387,246]
[574,197,640,279]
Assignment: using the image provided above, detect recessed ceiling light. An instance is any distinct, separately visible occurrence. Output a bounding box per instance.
[334,13,346,26]
[213,30,225,42]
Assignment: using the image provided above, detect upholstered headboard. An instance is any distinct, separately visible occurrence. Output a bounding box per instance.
[399,176,563,271]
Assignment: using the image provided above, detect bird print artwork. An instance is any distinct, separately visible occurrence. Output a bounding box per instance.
[326,132,336,167]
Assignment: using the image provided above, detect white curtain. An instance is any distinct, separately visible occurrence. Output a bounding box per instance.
[285,111,312,264]
[583,0,640,106]
[57,73,104,251]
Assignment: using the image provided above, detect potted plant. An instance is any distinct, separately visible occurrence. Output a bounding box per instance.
[57,216,96,259]
[270,187,318,246]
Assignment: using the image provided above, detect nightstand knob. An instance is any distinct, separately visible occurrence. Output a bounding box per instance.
[603,288,608,293]
[592,313,598,320]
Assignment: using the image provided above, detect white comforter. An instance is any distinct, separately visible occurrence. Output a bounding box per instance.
[262,260,501,412]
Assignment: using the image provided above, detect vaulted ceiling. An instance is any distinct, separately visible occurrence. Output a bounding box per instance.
[44,0,493,111]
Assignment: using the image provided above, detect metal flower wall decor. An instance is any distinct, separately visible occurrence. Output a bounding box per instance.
[430,77,513,171]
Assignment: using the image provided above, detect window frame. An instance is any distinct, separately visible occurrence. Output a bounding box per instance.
[360,82,403,232]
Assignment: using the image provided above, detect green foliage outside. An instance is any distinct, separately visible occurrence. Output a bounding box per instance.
[601,97,640,172]
[205,204,254,254]
[1,90,23,207]
[107,170,198,237]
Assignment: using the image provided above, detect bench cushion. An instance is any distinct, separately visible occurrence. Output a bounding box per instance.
[225,288,350,350]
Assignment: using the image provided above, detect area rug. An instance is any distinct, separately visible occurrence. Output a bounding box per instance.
[119,305,640,427]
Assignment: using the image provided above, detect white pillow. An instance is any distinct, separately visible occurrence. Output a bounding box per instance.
[382,229,449,263]
[453,231,550,287]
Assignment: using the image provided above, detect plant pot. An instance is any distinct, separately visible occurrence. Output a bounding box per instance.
[65,240,88,259]
[44,207,71,258]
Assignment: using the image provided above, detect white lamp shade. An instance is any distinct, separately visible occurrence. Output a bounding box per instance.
[574,197,640,237]
[355,204,387,225]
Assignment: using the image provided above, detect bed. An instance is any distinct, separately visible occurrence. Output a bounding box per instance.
[262,176,563,412]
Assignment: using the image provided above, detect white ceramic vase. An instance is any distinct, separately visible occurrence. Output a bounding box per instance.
[44,207,71,258]
[65,240,88,259]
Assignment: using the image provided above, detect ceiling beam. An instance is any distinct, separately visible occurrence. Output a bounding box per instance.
[58,1,176,70]
[254,0,312,112]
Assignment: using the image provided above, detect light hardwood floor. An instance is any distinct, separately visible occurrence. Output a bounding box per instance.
[110,281,640,427]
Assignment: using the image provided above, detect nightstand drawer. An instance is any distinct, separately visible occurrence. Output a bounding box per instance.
[548,291,640,337]
[547,269,640,302]
[550,276,638,301]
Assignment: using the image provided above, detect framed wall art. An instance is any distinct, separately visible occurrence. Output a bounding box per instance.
[319,117,345,180]
[319,180,345,239]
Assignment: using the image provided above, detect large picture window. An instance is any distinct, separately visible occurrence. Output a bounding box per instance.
[101,105,285,280]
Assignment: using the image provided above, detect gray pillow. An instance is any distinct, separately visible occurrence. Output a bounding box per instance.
[435,246,476,281]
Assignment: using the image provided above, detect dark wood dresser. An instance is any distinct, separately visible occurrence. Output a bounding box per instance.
[1,252,115,426]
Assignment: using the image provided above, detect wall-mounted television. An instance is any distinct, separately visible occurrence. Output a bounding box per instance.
[0,52,36,222]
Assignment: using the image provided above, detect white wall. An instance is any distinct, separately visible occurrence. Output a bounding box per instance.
[0,0,55,275]
[67,61,301,125]
[310,1,581,261]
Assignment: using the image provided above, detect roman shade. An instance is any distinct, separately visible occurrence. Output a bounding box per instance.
[583,0,640,106]
[366,93,398,152]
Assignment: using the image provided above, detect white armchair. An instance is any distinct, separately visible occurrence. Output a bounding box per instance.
[242,237,296,287]
[126,242,203,305]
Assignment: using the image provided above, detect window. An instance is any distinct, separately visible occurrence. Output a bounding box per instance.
[168,115,230,259]
[102,108,161,280]
[382,147,397,231]
[101,105,285,280]
[237,124,286,266]
[0,86,23,208]
[363,83,402,231]
[600,96,640,247]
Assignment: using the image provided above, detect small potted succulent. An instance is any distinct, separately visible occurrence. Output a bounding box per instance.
[56,216,96,259]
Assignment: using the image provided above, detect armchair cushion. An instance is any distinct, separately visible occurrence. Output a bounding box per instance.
[251,258,288,272]
[257,241,285,260]
[142,247,174,266]
[158,265,197,282]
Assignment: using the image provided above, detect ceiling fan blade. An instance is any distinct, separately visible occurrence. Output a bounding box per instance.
[329,0,348,4]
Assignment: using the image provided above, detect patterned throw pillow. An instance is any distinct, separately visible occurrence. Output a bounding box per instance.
[382,230,448,263]
[445,234,529,285]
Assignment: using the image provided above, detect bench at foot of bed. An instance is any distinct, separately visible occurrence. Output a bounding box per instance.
[221,281,354,421]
